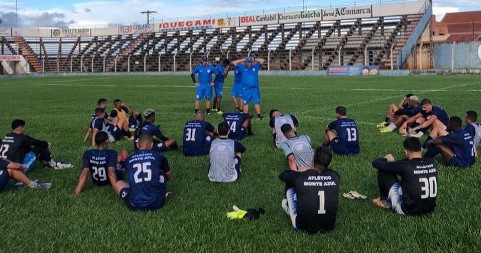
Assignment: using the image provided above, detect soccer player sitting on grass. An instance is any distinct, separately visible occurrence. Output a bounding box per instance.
[424,116,475,168]
[269,109,299,148]
[134,109,178,153]
[222,108,253,140]
[183,111,216,156]
[191,56,218,115]
[399,99,449,139]
[113,134,173,211]
[212,58,230,114]
[280,124,314,171]
[208,122,246,183]
[379,95,422,133]
[1,119,72,172]
[465,110,481,154]
[371,137,437,216]
[73,131,124,196]
[279,147,340,234]
[85,108,123,147]
[110,99,137,140]
[322,106,360,156]
[1,158,51,192]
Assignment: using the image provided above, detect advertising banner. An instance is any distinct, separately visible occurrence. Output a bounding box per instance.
[158,19,218,32]
[119,24,154,34]
[372,1,425,17]
[322,6,372,21]
[51,28,91,37]
[0,55,22,61]
[327,65,379,76]
[278,10,321,24]
[0,28,11,36]
[239,14,277,26]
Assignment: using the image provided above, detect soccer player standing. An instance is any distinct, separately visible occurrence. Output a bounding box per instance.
[323,106,360,155]
[183,111,216,156]
[212,58,230,114]
[73,131,123,195]
[279,147,340,234]
[191,56,218,115]
[232,56,265,119]
[208,122,246,183]
[113,134,173,211]
[372,137,437,216]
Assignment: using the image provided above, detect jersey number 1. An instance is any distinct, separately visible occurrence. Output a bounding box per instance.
[318,191,326,214]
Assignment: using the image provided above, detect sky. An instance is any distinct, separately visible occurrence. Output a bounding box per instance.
[0,0,478,28]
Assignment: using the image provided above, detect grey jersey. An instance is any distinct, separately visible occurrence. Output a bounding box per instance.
[274,115,295,148]
[281,135,314,169]
[209,139,237,183]
[470,123,481,149]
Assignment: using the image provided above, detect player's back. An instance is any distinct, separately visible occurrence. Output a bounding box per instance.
[449,129,475,166]
[1,133,29,162]
[397,158,437,215]
[125,150,168,207]
[214,64,225,84]
[293,169,340,234]
[209,139,237,182]
[334,118,360,153]
[223,113,248,140]
[83,149,118,186]
[183,120,213,156]
[284,135,314,169]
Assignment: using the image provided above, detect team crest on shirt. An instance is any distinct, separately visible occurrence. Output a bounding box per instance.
[252,68,256,71]
[207,69,211,73]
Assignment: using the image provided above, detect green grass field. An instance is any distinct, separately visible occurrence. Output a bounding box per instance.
[0,75,480,252]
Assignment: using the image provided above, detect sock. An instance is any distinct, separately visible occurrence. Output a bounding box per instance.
[207,109,210,114]
[422,136,433,149]
[48,160,57,167]
[124,130,132,138]
[387,123,397,131]
[257,114,262,118]
[170,142,179,150]
[28,181,39,188]
[384,117,389,123]
[195,109,199,114]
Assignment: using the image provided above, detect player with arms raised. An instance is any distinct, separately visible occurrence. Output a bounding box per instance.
[232,56,265,119]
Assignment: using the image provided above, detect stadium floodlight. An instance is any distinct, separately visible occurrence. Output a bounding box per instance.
[141,10,157,25]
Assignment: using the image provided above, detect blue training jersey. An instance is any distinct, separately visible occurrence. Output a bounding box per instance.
[214,64,225,84]
[134,121,168,151]
[222,113,249,140]
[183,120,215,156]
[237,62,261,88]
[82,149,118,186]
[328,118,360,153]
[422,106,449,127]
[191,64,217,85]
[233,65,242,86]
[125,150,170,207]
[439,129,475,166]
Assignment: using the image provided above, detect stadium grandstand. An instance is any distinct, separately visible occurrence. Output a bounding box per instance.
[1,0,433,74]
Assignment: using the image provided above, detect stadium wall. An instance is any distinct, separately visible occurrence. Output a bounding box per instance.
[434,41,481,69]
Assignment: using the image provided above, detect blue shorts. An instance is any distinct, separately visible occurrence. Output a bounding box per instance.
[196,85,213,101]
[330,137,358,156]
[120,187,165,211]
[242,87,260,105]
[447,155,470,168]
[183,136,212,156]
[0,170,9,192]
[231,84,243,98]
[214,82,223,97]
[388,182,406,215]
[236,127,247,140]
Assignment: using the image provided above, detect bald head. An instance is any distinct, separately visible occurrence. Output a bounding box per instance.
[194,111,206,121]
[137,133,154,150]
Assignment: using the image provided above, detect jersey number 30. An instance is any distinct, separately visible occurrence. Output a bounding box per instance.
[419,177,437,199]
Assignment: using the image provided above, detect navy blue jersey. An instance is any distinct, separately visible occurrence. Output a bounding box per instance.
[439,129,475,166]
[406,104,423,117]
[237,62,262,88]
[82,149,118,186]
[222,113,249,140]
[0,158,9,171]
[125,150,170,208]
[191,64,217,85]
[134,121,168,151]
[421,106,449,127]
[214,64,225,84]
[183,120,215,156]
[328,118,360,154]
